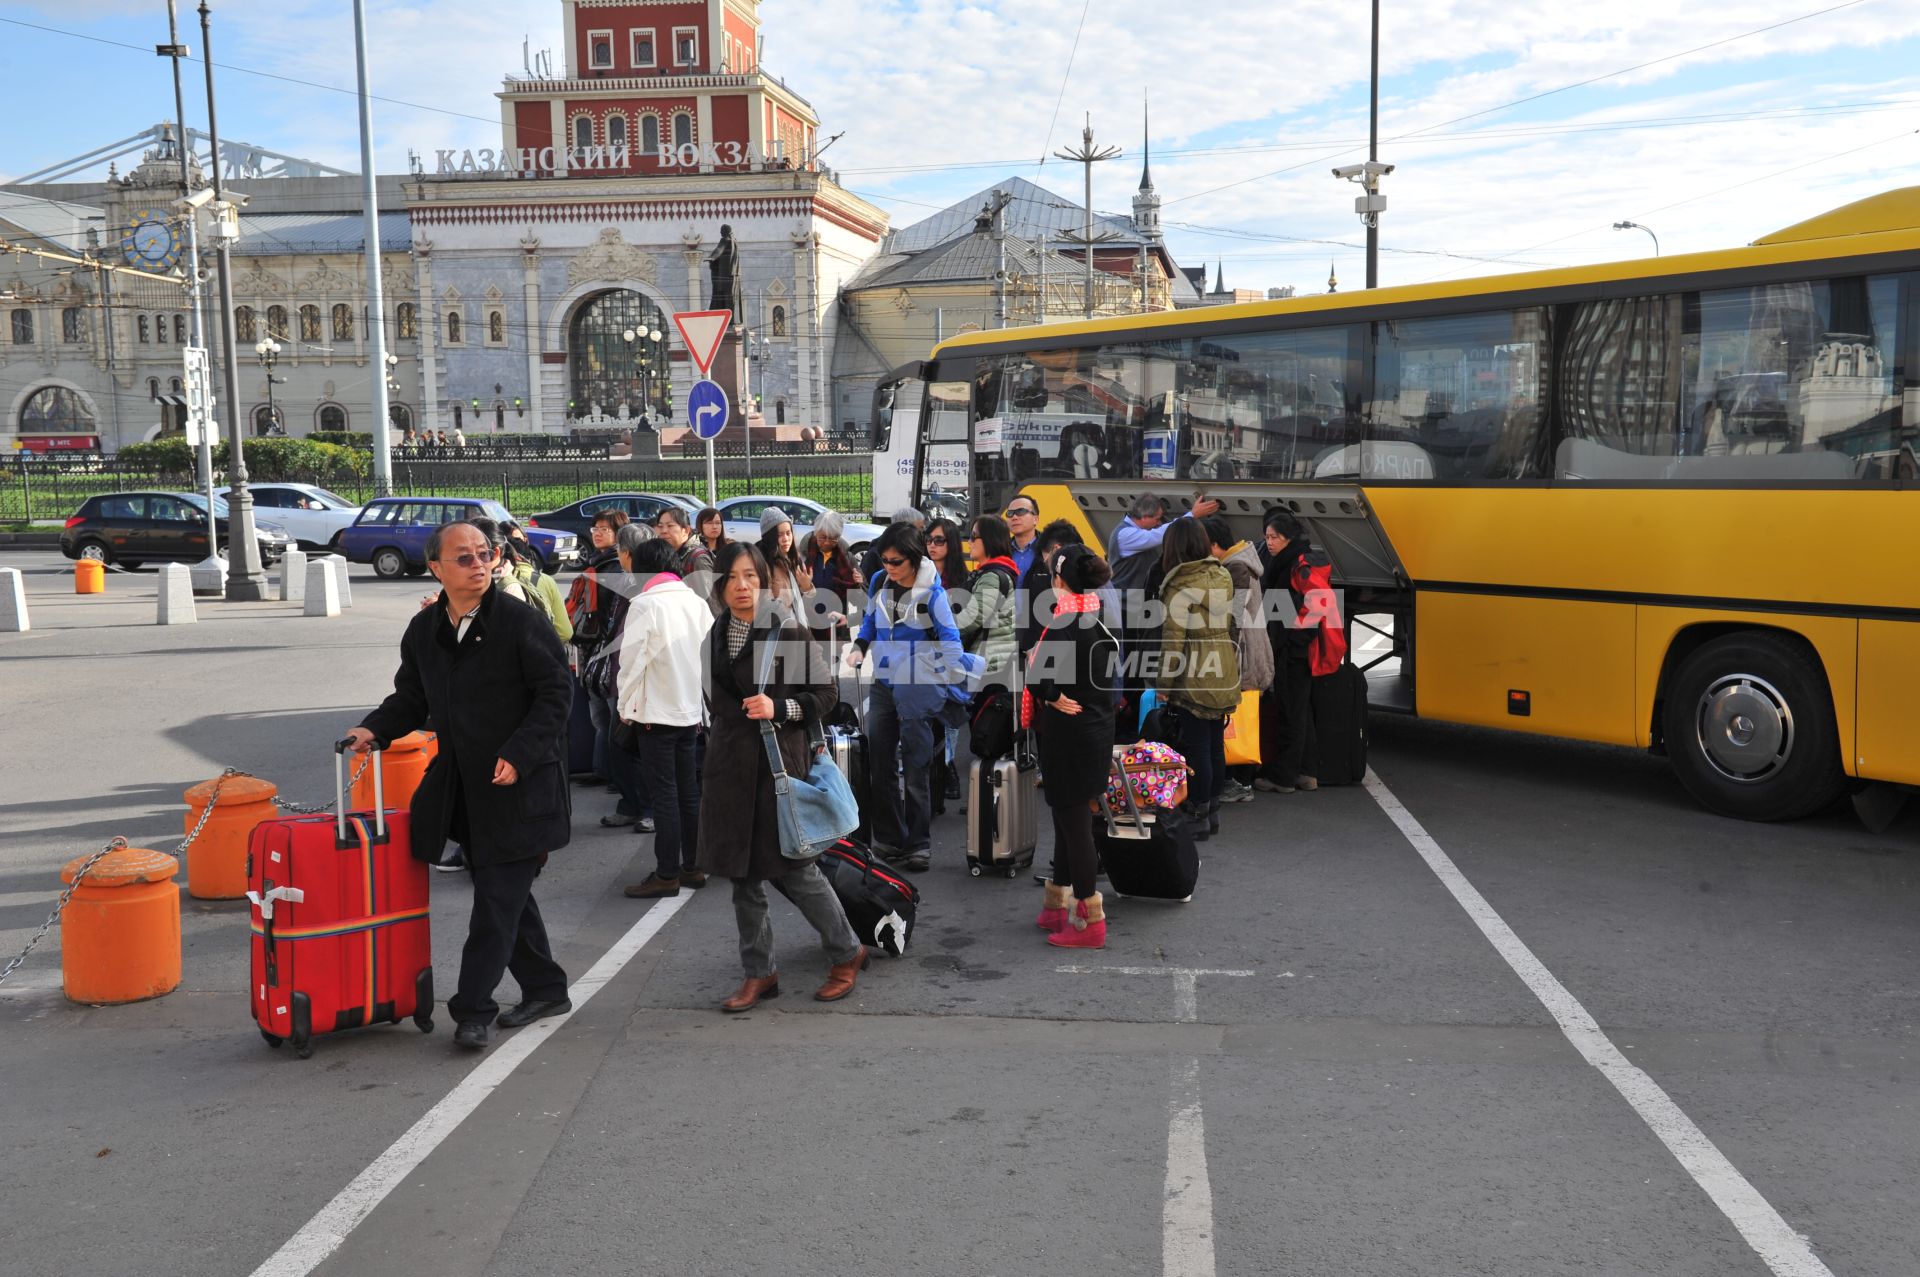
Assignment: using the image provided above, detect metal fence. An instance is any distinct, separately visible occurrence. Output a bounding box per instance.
[0,456,875,523]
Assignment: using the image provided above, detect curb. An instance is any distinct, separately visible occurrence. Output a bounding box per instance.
[0,532,62,548]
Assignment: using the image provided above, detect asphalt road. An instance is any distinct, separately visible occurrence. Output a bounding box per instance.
[1,548,1915,1277]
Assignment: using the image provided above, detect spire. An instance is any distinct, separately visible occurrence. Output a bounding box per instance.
[1213,260,1225,294]
[1139,95,1153,192]
[1327,259,1338,294]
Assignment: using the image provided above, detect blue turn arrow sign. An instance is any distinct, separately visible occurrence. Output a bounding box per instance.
[688,379,730,441]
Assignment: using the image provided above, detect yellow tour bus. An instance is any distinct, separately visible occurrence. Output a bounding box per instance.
[870,188,1920,824]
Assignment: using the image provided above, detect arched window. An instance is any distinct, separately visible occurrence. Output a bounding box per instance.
[640,114,661,158]
[573,116,593,151]
[770,305,787,337]
[332,303,354,341]
[147,378,160,400]
[18,385,93,433]
[389,403,412,433]
[266,305,289,339]
[445,311,462,345]
[155,313,169,344]
[138,316,151,343]
[173,314,187,344]
[607,114,627,149]
[775,398,786,424]
[395,303,416,339]
[170,376,183,395]
[62,307,83,343]
[235,305,256,343]
[10,309,32,344]
[299,305,321,342]
[451,402,463,429]
[568,289,672,427]
[488,310,505,344]
[253,404,280,435]
[671,113,693,149]
[317,404,348,431]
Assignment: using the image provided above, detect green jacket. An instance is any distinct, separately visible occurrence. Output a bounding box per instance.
[511,560,574,643]
[1156,558,1241,717]
[953,561,1018,679]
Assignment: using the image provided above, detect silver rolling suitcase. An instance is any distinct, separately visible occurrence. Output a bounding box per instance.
[966,752,1037,878]
[825,722,870,842]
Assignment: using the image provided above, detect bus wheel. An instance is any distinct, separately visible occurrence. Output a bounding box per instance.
[1662,633,1844,822]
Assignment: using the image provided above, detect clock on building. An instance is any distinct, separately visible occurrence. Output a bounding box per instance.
[121,212,180,271]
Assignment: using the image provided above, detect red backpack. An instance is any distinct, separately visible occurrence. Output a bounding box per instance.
[1289,554,1348,677]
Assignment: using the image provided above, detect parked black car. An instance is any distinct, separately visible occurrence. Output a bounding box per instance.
[60,491,291,569]
[523,491,703,541]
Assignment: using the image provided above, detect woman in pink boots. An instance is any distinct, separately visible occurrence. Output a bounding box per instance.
[1028,545,1122,948]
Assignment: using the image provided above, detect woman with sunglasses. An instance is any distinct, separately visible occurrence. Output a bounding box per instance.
[846,522,980,870]
[952,514,1020,682]
[923,517,970,810]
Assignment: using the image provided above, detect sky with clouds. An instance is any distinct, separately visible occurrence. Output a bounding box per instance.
[4,0,1920,292]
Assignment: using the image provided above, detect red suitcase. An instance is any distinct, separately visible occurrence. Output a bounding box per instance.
[248,743,435,1058]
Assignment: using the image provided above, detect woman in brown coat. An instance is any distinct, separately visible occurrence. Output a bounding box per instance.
[696,542,868,1012]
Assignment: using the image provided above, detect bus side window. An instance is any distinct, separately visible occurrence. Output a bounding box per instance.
[1369,308,1551,482]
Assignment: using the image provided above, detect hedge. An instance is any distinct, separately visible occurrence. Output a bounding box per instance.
[115,437,370,481]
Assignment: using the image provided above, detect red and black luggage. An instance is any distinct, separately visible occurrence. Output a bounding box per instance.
[248,743,434,1058]
[818,838,918,956]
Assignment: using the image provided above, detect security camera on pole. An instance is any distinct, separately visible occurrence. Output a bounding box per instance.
[673,309,733,503]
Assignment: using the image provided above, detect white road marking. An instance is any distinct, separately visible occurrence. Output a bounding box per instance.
[1163,1057,1216,1277]
[1363,770,1835,1277]
[1056,964,1252,1277]
[249,891,694,1277]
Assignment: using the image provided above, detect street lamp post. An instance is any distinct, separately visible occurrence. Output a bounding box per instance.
[254,337,284,434]
[198,1,269,601]
[1613,220,1660,256]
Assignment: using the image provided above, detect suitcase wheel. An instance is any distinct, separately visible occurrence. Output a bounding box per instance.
[259,1028,283,1050]
[1003,866,1020,879]
[414,1012,435,1034]
[293,1039,314,1060]
[968,864,983,877]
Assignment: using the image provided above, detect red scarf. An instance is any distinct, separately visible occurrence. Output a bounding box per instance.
[1053,590,1102,615]
[976,555,1018,576]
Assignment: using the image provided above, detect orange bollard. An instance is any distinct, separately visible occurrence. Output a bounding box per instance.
[74,559,105,594]
[182,774,279,900]
[351,731,438,812]
[60,846,181,1005]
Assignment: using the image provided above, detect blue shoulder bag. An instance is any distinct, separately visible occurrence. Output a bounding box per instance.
[755,631,861,860]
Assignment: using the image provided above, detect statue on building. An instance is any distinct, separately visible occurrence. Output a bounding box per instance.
[708,224,742,324]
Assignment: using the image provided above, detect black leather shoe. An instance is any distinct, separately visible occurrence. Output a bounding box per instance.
[496,997,572,1029]
[453,1021,490,1050]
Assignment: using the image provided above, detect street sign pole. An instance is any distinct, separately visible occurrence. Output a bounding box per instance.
[673,309,735,505]
[181,345,222,592]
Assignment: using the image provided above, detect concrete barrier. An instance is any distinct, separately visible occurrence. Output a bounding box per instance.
[0,566,27,633]
[156,563,197,625]
[320,555,353,608]
[279,549,308,602]
[303,556,341,617]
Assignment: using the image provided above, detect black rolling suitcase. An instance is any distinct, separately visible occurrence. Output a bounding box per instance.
[1096,745,1200,901]
[818,838,918,956]
[568,672,598,777]
[1310,658,1369,787]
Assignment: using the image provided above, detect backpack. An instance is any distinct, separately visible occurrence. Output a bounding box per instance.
[566,566,612,648]
[1289,552,1349,677]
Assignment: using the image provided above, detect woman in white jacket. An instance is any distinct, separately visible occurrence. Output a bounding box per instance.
[616,538,716,898]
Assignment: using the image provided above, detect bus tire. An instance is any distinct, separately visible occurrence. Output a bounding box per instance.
[1662,632,1844,822]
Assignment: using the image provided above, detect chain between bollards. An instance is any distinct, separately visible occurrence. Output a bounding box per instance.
[0,759,370,988]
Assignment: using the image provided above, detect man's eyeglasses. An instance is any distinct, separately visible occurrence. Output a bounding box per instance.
[1006,507,1037,518]
[880,555,909,568]
[441,547,497,568]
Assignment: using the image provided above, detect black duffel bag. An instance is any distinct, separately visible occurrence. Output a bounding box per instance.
[817,838,919,957]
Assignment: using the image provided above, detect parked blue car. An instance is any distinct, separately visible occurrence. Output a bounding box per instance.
[337,496,581,579]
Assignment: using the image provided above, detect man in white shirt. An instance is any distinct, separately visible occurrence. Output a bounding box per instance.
[615,537,715,897]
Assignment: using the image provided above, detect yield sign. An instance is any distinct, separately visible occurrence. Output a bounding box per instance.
[673,310,733,377]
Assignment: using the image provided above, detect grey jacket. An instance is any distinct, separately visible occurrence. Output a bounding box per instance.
[1221,543,1275,692]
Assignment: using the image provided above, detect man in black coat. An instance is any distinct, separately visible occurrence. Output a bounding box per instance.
[346,520,575,1051]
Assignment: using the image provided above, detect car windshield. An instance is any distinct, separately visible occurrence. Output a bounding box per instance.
[308,488,354,509]
[481,500,513,524]
[178,492,230,517]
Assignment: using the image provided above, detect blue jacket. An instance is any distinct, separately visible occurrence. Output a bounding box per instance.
[856,559,982,717]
